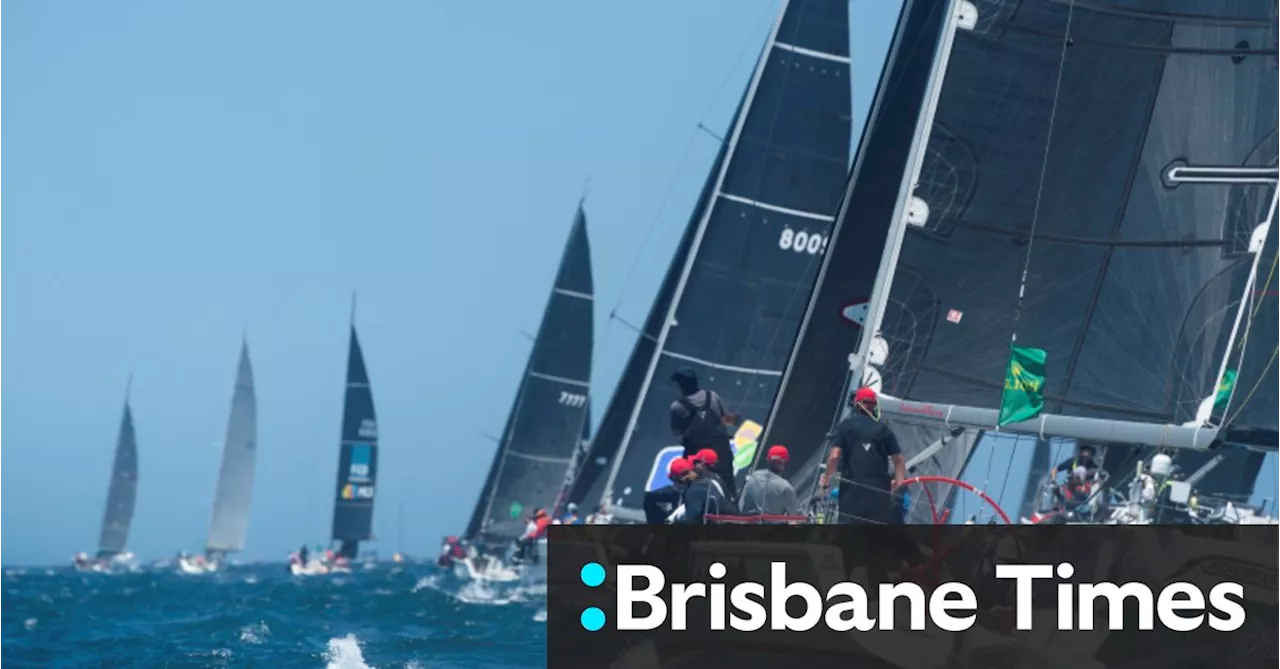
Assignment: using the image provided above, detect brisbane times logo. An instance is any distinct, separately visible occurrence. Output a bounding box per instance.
[572,560,1248,633]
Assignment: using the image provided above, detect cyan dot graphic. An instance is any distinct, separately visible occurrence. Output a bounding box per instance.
[580,562,605,587]
[581,607,606,632]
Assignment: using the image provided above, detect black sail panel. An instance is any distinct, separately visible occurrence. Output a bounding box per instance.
[601,0,853,518]
[568,107,740,513]
[332,326,379,550]
[759,0,953,482]
[468,207,594,542]
[777,0,1278,506]
[98,403,138,557]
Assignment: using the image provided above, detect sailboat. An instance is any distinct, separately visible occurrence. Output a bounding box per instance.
[569,0,855,521]
[74,383,140,573]
[179,341,258,575]
[758,0,1277,528]
[291,309,379,576]
[460,202,593,584]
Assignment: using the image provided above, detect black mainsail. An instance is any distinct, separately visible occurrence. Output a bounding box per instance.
[595,0,854,521]
[763,0,1278,519]
[98,386,139,558]
[466,204,594,543]
[755,0,975,508]
[205,340,258,556]
[332,317,379,559]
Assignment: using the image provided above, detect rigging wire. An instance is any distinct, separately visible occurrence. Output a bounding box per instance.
[994,1,1077,501]
[600,1,778,347]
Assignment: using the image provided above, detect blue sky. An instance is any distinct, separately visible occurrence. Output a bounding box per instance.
[2,0,907,565]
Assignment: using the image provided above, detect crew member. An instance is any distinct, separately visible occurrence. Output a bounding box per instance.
[739,445,800,516]
[830,387,906,524]
[514,508,550,563]
[1050,444,1100,481]
[669,366,738,502]
[644,458,694,524]
[672,456,737,524]
[559,503,581,525]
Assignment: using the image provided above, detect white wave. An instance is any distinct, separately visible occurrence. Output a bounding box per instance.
[533,609,547,623]
[23,618,37,631]
[324,634,373,669]
[239,622,270,645]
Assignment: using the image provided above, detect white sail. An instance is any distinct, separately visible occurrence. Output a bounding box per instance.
[206,341,259,553]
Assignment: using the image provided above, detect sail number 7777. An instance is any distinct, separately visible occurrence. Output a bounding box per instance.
[559,391,587,408]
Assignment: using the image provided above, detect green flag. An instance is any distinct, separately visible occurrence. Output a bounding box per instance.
[1213,369,1237,407]
[999,346,1047,427]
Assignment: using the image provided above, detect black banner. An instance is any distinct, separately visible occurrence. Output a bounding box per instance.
[548,525,1278,668]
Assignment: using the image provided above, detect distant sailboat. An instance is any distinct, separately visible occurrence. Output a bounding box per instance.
[465,203,594,547]
[180,341,258,574]
[331,309,379,562]
[75,382,139,573]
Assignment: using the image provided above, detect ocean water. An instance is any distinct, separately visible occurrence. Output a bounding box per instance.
[2,561,546,668]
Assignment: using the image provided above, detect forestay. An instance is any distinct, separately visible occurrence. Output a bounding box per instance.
[598,0,854,521]
[466,205,594,543]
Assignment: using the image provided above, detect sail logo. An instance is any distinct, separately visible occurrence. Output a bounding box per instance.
[559,391,588,408]
[358,419,378,439]
[348,444,373,483]
[341,483,375,500]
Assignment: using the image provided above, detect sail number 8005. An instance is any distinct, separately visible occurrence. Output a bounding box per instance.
[778,227,829,255]
[559,391,587,408]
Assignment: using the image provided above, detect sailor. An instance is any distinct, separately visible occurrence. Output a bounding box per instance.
[669,366,738,502]
[585,503,613,525]
[559,503,581,525]
[299,545,310,566]
[830,387,906,524]
[739,445,800,516]
[514,508,550,563]
[1051,443,1100,481]
[672,455,737,524]
[644,458,694,524]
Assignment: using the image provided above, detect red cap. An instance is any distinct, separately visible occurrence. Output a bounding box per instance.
[668,457,693,478]
[766,445,789,462]
[854,387,878,404]
[693,448,719,467]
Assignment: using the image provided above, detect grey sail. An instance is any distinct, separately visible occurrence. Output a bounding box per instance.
[765,0,1278,520]
[597,0,854,521]
[332,323,379,559]
[98,400,138,557]
[205,341,258,554]
[466,205,593,543]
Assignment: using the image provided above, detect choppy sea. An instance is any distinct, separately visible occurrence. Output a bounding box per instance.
[2,560,546,668]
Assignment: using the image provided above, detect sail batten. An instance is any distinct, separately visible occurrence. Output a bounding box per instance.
[596,0,854,516]
[97,401,138,557]
[765,0,1278,512]
[206,342,258,553]
[466,205,594,543]
[332,325,379,556]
